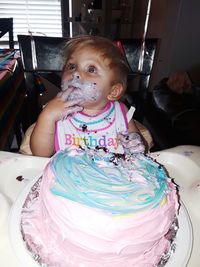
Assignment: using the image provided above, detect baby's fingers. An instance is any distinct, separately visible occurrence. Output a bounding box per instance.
[128,143,145,154]
[123,143,145,155]
[126,132,142,141]
[122,138,142,149]
[62,105,83,120]
[64,98,84,108]
[118,132,142,143]
[57,87,74,101]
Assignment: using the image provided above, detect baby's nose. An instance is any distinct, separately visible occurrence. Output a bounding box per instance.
[73,72,80,79]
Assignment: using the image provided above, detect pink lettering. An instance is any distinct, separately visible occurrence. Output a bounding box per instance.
[65,134,72,145]
[107,137,114,147]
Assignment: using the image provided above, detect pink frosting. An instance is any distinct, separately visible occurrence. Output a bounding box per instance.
[21,161,179,267]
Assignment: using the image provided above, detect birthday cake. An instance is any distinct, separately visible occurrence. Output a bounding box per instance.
[21,148,179,267]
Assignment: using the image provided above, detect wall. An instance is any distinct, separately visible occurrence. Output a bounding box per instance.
[169,0,200,74]
[147,0,181,87]
[146,0,200,87]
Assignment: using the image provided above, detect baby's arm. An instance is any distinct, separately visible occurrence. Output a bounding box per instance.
[30,89,83,157]
[118,105,147,154]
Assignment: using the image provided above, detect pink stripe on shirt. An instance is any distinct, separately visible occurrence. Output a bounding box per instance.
[54,122,60,151]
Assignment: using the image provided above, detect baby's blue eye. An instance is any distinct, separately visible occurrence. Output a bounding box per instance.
[87,65,97,73]
[67,63,76,71]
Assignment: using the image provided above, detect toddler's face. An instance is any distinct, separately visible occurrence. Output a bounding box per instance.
[61,46,115,109]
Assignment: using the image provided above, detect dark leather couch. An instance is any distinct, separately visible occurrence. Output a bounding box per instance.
[144,78,200,150]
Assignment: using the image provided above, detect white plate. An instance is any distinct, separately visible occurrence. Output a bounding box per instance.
[9,174,193,267]
[0,155,49,204]
[153,151,200,189]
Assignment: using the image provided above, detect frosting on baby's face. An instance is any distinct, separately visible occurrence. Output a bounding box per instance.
[61,76,102,104]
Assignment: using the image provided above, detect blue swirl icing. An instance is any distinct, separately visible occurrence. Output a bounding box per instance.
[50,150,169,215]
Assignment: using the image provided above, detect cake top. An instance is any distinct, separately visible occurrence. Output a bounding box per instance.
[50,147,171,215]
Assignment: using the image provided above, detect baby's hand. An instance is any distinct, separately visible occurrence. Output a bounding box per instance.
[42,88,83,122]
[118,132,145,154]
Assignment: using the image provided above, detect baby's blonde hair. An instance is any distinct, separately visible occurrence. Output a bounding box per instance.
[64,35,130,92]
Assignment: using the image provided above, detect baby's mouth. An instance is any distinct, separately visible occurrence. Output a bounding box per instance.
[61,79,100,103]
[67,86,84,101]
[68,85,80,91]
[61,78,81,92]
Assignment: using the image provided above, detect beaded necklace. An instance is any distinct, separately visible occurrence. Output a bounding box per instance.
[69,102,115,133]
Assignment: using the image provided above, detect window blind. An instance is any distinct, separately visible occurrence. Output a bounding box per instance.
[0,0,62,43]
